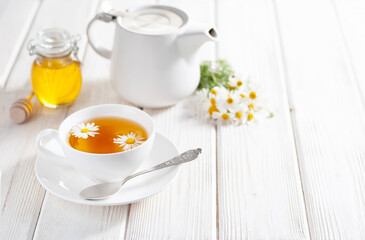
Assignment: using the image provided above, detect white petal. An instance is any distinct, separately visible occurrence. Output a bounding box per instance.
[127,133,136,138]
[70,129,79,135]
[135,140,143,144]
[72,132,81,138]
[88,132,95,137]
[135,135,144,141]
[212,112,220,119]
[119,136,128,141]
[123,144,132,151]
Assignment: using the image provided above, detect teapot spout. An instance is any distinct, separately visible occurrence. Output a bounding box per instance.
[177,25,218,59]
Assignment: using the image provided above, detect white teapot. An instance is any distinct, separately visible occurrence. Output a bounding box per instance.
[87,5,218,108]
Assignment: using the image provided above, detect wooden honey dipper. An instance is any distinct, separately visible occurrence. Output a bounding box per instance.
[10,92,34,124]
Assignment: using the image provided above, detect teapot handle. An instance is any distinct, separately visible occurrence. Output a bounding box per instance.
[87,12,116,59]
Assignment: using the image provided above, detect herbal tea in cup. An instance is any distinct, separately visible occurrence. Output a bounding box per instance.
[36,104,155,182]
[68,117,148,154]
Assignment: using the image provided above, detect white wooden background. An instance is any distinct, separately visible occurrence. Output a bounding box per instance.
[1,0,365,239]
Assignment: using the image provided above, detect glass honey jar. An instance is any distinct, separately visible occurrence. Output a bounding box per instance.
[28,28,82,108]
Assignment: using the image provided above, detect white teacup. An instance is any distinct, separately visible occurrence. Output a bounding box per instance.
[36,104,155,182]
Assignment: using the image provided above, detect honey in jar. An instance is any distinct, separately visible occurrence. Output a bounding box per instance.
[28,29,82,108]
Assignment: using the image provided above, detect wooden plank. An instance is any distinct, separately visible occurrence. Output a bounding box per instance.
[33,195,129,240]
[332,0,365,106]
[331,2,365,235]
[124,0,217,239]
[0,0,101,239]
[216,0,310,238]
[0,0,41,88]
[275,0,365,238]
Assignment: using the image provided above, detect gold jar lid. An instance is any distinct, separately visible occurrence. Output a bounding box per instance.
[28,28,80,58]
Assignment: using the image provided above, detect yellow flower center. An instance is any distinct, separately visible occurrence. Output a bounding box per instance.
[208,105,219,115]
[248,103,254,109]
[221,113,229,120]
[211,89,217,95]
[240,94,246,98]
[126,138,135,144]
[81,128,89,133]
[235,112,243,119]
[249,91,257,100]
[227,97,234,104]
[228,85,236,90]
[237,81,243,87]
[248,113,254,121]
[211,98,216,105]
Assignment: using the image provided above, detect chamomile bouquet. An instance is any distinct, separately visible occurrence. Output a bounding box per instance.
[193,60,274,125]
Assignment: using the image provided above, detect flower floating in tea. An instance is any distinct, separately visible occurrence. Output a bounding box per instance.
[70,122,99,139]
[113,132,145,151]
[193,60,274,125]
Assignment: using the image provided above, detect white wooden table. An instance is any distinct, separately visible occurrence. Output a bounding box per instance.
[1,0,365,239]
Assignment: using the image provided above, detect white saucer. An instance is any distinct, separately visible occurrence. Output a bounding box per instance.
[35,133,180,206]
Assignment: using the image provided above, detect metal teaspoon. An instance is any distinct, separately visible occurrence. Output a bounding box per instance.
[79,148,202,200]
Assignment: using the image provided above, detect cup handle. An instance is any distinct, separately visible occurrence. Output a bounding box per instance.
[36,129,64,158]
[87,12,116,59]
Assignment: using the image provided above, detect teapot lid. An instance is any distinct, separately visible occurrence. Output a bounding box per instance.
[120,6,187,34]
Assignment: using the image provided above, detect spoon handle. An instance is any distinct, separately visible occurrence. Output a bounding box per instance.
[122,148,202,184]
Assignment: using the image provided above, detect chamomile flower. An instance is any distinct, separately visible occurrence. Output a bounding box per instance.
[212,107,233,124]
[71,122,99,139]
[230,103,249,125]
[245,108,267,124]
[240,81,265,109]
[228,74,245,90]
[216,92,240,111]
[113,132,145,151]
[209,86,228,99]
